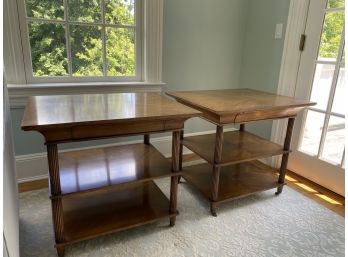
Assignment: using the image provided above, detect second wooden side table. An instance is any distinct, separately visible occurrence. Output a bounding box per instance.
[167,89,315,216]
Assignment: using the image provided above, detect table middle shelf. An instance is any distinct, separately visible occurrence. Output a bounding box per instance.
[183,130,288,166]
[54,143,178,198]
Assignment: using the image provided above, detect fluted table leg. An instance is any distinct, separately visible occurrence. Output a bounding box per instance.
[47,144,65,256]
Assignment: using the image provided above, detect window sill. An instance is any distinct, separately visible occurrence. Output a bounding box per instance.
[8,81,165,108]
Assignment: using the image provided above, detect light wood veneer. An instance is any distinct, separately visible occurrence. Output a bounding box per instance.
[22,93,201,144]
[167,89,315,124]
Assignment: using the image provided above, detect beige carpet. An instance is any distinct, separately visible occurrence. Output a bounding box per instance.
[19,179,344,257]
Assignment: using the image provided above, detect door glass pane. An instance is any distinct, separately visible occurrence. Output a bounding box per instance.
[331,67,345,114]
[327,0,345,9]
[26,0,64,20]
[318,12,344,61]
[106,27,135,76]
[70,25,103,76]
[321,116,345,165]
[68,0,101,22]
[28,22,68,76]
[105,0,135,25]
[310,64,335,110]
[299,110,326,156]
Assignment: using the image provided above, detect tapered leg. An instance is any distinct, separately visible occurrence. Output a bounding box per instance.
[178,130,184,183]
[210,126,224,216]
[144,134,150,145]
[170,131,180,226]
[169,176,178,226]
[239,124,245,131]
[276,117,295,195]
[56,245,65,257]
[210,166,220,217]
[47,144,65,256]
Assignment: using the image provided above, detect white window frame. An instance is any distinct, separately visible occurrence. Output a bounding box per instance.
[4,0,164,107]
[17,0,143,83]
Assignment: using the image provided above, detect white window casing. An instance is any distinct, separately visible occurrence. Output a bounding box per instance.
[4,0,164,108]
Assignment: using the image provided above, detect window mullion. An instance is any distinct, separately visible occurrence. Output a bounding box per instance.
[341,148,345,168]
[325,7,345,12]
[101,0,107,76]
[308,107,345,118]
[26,17,135,29]
[64,0,73,76]
[317,25,345,158]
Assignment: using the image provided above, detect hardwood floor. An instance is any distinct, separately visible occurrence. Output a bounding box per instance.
[19,179,48,193]
[19,153,344,217]
[285,170,344,217]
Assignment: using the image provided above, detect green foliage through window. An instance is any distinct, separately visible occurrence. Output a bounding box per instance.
[105,0,135,25]
[29,22,68,76]
[26,0,136,77]
[319,11,344,60]
[70,25,103,76]
[327,0,345,9]
[26,0,64,20]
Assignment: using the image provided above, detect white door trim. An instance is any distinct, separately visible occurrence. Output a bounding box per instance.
[270,0,310,168]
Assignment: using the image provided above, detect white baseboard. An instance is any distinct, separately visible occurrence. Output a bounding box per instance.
[16,129,235,183]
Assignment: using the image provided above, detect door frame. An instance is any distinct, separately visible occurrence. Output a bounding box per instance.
[270,0,311,167]
[271,0,345,195]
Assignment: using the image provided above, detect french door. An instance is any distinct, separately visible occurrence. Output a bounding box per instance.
[289,0,345,195]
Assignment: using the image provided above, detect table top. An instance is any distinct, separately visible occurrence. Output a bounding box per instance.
[21,93,201,130]
[167,89,315,124]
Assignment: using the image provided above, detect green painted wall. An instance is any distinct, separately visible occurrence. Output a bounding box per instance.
[240,0,290,138]
[163,0,248,134]
[10,0,289,156]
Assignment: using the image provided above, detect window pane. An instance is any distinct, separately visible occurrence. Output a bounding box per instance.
[299,110,325,156]
[106,27,135,76]
[70,25,103,76]
[310,64,335,110]
[28,22,68,76]
[331,68,345,114]
[105,0,135,25]
[26,0,64,20]
[68,0,101,22]
[318,12,344,61]
[327,0,345,9]
[321,116,345,165]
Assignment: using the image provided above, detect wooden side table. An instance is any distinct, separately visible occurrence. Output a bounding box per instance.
[167,89,315,216]
[21,93,200,256]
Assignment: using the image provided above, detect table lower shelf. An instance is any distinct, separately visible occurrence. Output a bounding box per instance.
[182,161,285,203]
[58,181,176,246]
